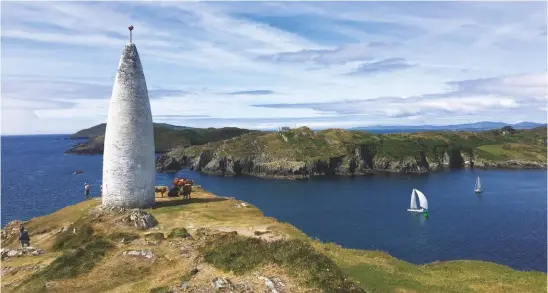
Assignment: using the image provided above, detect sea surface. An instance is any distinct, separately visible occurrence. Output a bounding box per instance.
[2,135,546,272]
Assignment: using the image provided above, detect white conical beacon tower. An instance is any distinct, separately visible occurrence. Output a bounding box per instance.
[102,25,156,209]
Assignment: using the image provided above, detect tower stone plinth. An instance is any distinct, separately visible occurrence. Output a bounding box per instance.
[102,42,156,209]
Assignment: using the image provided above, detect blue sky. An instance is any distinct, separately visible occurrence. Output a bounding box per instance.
[1,1,547,134]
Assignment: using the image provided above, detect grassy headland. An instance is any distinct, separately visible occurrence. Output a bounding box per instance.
[65,123,257,155]
[1,189,545,293]
[156,126,547,177]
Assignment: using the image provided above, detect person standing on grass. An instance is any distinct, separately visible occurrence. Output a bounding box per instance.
[84,183,91,199]
[19,226,30,249]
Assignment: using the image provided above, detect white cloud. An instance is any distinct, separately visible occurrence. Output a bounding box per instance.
[1,2,546,134]
[448,73,547,102]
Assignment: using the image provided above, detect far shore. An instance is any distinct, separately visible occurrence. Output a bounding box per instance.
[160,164,548,180]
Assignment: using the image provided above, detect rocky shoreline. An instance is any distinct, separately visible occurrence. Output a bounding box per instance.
[154,126,547,178]
[156,150,547,179]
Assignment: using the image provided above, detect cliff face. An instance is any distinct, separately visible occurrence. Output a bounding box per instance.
[157,126,547,177]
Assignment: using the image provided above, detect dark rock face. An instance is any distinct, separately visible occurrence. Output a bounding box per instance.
[448,148,465,168]
[156,155,181,172]
[156,144,547,178]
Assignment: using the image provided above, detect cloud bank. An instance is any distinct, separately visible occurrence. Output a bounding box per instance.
[1,1,546,134]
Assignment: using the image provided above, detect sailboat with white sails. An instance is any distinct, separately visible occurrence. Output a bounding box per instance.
[474,176,482,193]
[407,188,429,213]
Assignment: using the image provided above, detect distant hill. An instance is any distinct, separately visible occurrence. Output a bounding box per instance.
[66,123,258,155]
[348,121,546,133]
[70,123,107,139]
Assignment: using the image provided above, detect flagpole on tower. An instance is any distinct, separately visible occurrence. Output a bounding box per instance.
[128,25,134,44]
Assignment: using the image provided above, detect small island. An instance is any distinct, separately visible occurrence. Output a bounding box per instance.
[66,124,547,178]
[1,188,545,293]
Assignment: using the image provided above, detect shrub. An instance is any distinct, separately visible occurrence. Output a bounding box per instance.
[168,227,190,239]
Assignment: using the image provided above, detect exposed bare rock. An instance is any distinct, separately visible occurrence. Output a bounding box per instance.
[259,276,285,293]
[1,247,45,260]
[121,209,159,229]
[1,265,46,276]
[235,202,250,208]
[122,249,154,259]
[1,220,27,240]
[211,277,233,291]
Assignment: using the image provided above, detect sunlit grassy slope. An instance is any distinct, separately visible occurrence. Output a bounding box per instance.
[169,126,547,167]
[1,189,545,293]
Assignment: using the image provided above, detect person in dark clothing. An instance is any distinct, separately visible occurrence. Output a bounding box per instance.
[19,226,30,248]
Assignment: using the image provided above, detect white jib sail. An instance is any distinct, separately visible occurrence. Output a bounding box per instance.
[476,176,481,190]
[410,189,418,209]
[415,189,428,210]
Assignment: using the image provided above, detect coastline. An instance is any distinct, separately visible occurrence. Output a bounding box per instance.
[1,187,546,293]
[159,163,548,181]
[2,188,546,293]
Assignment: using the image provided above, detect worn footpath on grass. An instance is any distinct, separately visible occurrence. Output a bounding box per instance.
[1,187,546,293]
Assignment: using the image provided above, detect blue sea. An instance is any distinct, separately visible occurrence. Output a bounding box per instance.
[1,135,546,272]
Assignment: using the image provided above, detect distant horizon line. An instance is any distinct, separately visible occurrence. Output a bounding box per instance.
[2,120,546,136]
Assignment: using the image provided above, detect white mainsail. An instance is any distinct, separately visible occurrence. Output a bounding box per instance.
[409,189,418,209]
[475,176,482,190]
[415,189,428,210]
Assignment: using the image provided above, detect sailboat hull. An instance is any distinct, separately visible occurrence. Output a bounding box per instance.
[474,189,482,193]
[407,208,424,213]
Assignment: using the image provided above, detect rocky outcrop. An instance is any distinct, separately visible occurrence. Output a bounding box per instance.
[473,159,547,169]
[1,265,46,277]
[155,127,547,178]
[93,207,159,230]
[259,276,285,293]
[211,277,233,291]
[121,249,154,259]
[118,209,159,230]
[1,220,27,240]
[64,135,105,155]
[1,247,45,260]
[156,155,182,172]
[157,146,546,179]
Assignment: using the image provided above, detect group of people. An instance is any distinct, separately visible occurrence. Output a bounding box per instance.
[84,183,102,200]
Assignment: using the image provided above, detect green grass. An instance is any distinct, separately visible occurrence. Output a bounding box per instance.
[167,227,190,239]
[67,123,257,154]
[148,287,174,293]
[107,231,140,242]
[170,126,547,173]
[200,233,365,293]
[318,242,547,293]
[343,260,547,293]
[52,218,95,251]
[476,143,546,161]
[144,232,165,241]
[40,238,114,279]
[15,238,114,293]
